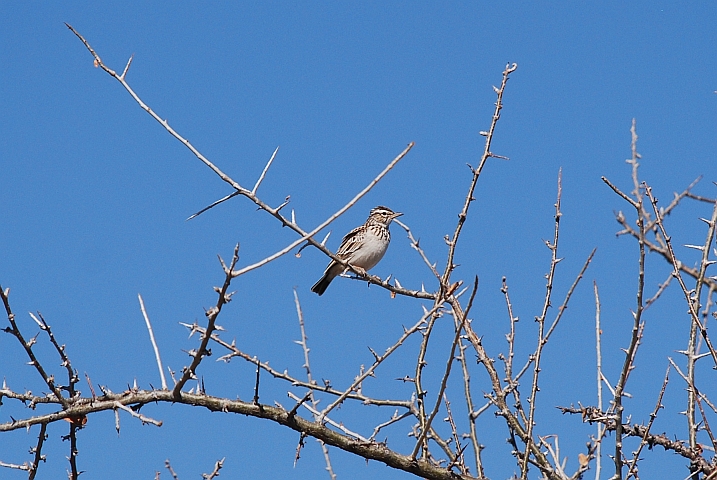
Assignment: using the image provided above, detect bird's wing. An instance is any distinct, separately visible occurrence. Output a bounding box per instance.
[335,225,366,259]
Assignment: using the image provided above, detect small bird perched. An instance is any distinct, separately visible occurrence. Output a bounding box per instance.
[311,206,402,296]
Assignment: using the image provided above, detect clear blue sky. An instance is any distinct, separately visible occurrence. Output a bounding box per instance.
[2,2,717,479]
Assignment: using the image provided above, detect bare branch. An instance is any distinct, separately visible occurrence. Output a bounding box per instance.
[394,218,441,281]
[644,184,717,369]
[201,458,225,480]
[114,401,163,426]
[319,303,441,420]
[252,146,280,195]
[0,288,68,408]
[412,277,477,459]
[293,289,337,479]
[594,282,604,480]
[442,63,517,288]
[626,365,670,479]
[187,322,413,408]
[65,24,419,298]
[187,190,242,221]
[173,244,240,396]
[520,169,563,480]
[28,423,48,480]
[457,337,483,477]
[138,294,168,390]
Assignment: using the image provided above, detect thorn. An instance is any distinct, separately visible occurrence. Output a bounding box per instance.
[321,231,332,246]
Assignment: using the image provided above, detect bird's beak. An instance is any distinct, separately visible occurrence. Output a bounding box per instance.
[392,212,403,219]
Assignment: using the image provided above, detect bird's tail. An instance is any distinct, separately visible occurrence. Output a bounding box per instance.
[311,274,332,296]
[311,263,343,296]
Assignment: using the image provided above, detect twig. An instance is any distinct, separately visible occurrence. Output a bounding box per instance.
[30,312,79,399]
[319,303,441,421]
[393,218,441,281]
[560,405,716,477]
[543,248,596,343]
[667,358,717,415]
[120,54,133,80]
[442,62,517,288]
[165,459,179,480]
[594,281,604,480]
[443,395,469,476]
[644,272,674,311]
[501,276,518,387]
[68,423,80,480]
[252,146,280,195]
[644,184,717,368]
[413,305,443,460]
[173,244,240,397]
[696,393,717,454]
[610,124,647,480]
[501,277,529,427]
[498,246,596,421]
[287,392,368,442]
[253,364,261,405]
[228,143,421,297]
[138,294,168,390]
[412,277,477,459]
[457,337,483,477]
[601,176,639,209]
[681,187,717,452]
[626,365,670,479]
[0,288,68,408]
[520,170,563,480]
[458,295,559,479]
[201,458,225,480]
[0,461,29,471]
[28,423,48,480]
[614,211,717,291]
[293,289,336,479]
[644,175,702,231]
[114,402,163,426]
[686,192,715,203]
[187,190,242,221]
[185,322,412,408]
[369,411,413,441]
[540,435,567,479]
[287,392,313,417]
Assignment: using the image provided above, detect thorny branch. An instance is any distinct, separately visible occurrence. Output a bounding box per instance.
[643,185,717,370]
[411,277,478,460]
[602,122,648,480]
[18,23,710,480]
[65,23,428,301]
[520,170,564,480]
[594,281,605,480]
[1,288,69,408]
[559,404,716,477]
[293,290,337,480]
[600,120,717,479]
[5,42,526,479]
[173,244,240,397]
[625,365,670,479]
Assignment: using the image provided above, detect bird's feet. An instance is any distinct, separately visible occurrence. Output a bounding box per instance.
[349,264,368,277]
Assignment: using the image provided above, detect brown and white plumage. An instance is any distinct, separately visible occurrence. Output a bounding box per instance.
[311,206,402,296]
